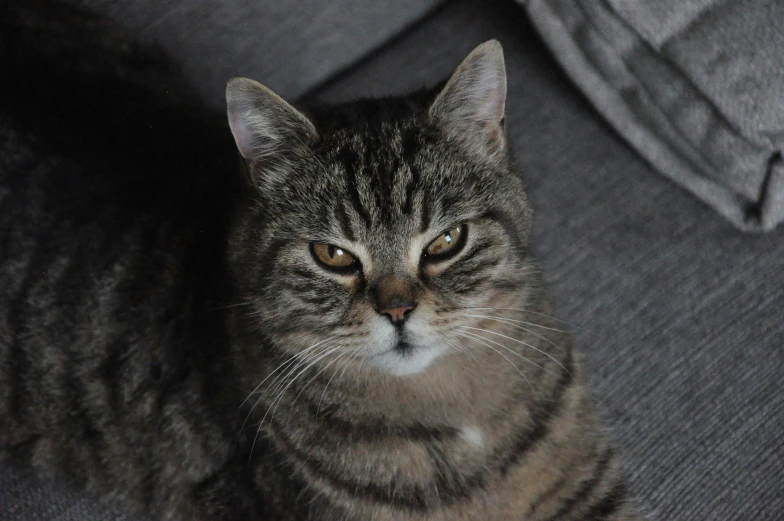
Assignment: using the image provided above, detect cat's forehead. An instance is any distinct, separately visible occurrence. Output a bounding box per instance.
[273,96,510,251]
[323,123,423,176]
[321,127,429,242]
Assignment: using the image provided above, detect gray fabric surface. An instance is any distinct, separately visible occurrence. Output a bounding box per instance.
[312,0,784,519]
[0,466,148,521]
[61,0,443,108]
[523,0,784,231]
[3,1,783,520]
[605,0,720,48]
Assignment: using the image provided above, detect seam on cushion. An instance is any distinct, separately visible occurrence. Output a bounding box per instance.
[547,0,743,176]
[645,0,777,151]
[605,0,728,50]
[661,5,780,152]
[526,0,776,230]
[654,0,733,49]
[596,0,776,151]
[589,0,771,155]
[748,152,784,229]
[577,0,774,206]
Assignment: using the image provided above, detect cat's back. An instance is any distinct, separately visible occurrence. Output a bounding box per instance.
[0,2,241,481]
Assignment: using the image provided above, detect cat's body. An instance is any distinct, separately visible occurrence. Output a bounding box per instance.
[0,4,642,520]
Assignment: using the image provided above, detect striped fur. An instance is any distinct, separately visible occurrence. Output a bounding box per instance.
[0,27,642,521]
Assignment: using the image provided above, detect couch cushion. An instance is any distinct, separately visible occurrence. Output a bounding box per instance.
[309,0,784,518]
[62,0,444,108]
[522,0,784,231]
[0,464,150,521]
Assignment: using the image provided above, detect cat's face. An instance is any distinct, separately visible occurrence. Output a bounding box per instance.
[227,41,532,376]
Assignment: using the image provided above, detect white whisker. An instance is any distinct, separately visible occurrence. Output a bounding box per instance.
[239,336,336,410]
[214,300,257,310]
[266,344,344,426]
[237,337,336,441]
[444,336,478,363]
[465,307,584,330]
[465,313,565,333]
[287,347,352,416]
[317,350,360,415]
[259,340,336,404]
[457,329,550,374]
[459,326,572,378]
[248,343,342,463]
[355,355,367,387]
[455,331,533,390]
[466,314,568,356]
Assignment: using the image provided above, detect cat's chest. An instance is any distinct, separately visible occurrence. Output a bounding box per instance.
[263,417,505,518]
[292,422,566,521]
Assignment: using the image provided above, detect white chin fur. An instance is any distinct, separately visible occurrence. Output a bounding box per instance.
[369,343,448,377]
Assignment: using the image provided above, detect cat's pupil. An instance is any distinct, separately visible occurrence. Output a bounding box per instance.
[445,233,453,244]
[328,245,335,258]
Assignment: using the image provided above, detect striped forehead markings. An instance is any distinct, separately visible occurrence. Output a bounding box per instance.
[337,130,421,234]
[338,143,373,230]
[401,126,421,216]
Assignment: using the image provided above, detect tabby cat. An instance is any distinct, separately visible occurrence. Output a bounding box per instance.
[0,26,642,520]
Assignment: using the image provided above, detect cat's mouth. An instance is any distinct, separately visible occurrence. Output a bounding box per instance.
[394,340,414,354]
[369,336,448,376]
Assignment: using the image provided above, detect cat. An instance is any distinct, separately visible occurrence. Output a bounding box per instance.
[0,3,643,518]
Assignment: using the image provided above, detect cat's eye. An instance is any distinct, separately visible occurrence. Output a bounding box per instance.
[311,243,357,272]
[423,224,467,261]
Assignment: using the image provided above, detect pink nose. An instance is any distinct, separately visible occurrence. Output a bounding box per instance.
[379,304,416,325]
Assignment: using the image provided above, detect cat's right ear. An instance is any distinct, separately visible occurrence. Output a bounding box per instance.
[226,77,317,160]
[429,40,507,158]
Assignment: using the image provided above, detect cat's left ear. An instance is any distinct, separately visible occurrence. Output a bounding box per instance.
[429,40,507,156]
[226,77,317,160]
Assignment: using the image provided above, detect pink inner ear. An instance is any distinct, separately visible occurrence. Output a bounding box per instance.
[431,42,507,153]
[478,88,505,143]
[482,86,506,126]
[484,120,503,143]
[228,111,256,159]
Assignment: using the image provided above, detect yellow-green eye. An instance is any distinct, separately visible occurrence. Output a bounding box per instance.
[311,243,356,270]
[425,225,466,260]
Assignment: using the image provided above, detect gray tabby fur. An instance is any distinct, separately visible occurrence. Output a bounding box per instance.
[0,14,643,519]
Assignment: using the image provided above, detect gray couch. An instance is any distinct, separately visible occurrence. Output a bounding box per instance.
[2,1,782,520]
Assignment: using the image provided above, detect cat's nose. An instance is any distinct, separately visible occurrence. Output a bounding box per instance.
[372,275,419,326]
[378,302,417,326]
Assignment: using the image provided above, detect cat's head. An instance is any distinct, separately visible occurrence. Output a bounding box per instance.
[226,41,533,377]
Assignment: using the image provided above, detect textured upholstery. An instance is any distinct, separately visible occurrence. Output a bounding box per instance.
[523,0,784,231]
[0,466,148,521]
[60,0,443,107]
